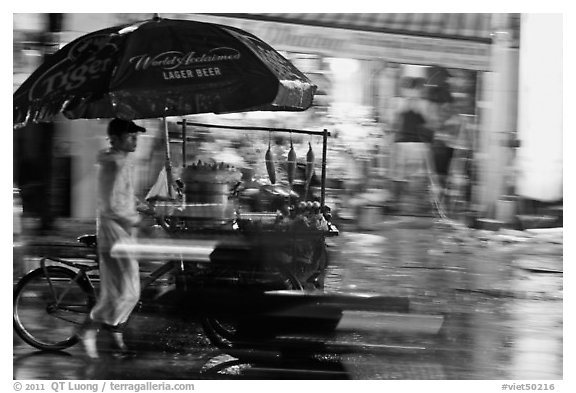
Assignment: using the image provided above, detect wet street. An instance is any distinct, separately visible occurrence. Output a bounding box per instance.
[13,216,563,380]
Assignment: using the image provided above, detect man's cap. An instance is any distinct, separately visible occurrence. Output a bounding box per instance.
[107,118,146,137]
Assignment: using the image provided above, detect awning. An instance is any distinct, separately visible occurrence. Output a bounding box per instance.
[211,13,497,43]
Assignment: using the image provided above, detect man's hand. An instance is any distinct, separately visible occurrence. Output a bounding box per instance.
[136,201,155,216]
[134,202,157,237]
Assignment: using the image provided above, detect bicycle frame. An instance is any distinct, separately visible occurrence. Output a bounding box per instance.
[40,256,98,306]
[39,252,195,304]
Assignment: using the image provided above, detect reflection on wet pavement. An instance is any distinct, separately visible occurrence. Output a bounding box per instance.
[13,217,562,380]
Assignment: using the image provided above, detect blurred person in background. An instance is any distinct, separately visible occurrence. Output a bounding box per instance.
[431,104,476,210]
[80,118,148,359]
[426,68,456,195]
[389,77,436,213]
[427,101,456,201]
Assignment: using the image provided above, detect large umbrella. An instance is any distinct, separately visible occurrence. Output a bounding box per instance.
[13,15,317,127]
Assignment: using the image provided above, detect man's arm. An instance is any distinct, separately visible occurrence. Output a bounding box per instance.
[100,160,141,228]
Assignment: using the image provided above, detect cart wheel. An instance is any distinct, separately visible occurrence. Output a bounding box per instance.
[201,269,303,351]
[309,242,329,289]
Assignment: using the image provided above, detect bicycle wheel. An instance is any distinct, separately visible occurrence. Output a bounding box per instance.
[201,268,302,351]
[13,266,95,351]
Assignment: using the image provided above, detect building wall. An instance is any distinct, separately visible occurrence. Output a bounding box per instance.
[515,14,563,202]
[476,30,520,219]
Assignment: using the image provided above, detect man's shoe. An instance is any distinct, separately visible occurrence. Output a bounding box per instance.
[110,331,136,359]
[100,323,129,353]
[80,328,99,359]
[110,332,128,353]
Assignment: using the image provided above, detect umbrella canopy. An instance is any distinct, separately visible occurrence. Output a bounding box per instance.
[14,16,317,127]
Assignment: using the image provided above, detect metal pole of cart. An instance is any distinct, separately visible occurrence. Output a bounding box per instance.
[178,121,329,137]
[163,117,174,199]
[321,128,328,208]
[181,118,187,168]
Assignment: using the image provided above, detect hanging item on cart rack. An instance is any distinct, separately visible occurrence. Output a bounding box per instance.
[265,135,276,185]
[305,142,315,199]
[287,136,297,186]
[306,143,315,182]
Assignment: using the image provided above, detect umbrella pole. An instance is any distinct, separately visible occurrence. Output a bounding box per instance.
[163,117,174,199]
[181,118,187,168]
[321,128,328,208]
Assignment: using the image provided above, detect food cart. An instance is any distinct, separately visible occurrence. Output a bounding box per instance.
[148,120,339,291]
